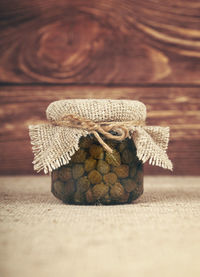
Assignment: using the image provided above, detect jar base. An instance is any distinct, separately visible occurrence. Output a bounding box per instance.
[51,183,144,206]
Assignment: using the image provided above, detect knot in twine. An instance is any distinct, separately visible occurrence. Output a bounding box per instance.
[51,114,145,153]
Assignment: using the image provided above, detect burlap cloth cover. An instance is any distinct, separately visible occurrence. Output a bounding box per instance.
[29,99,173,173]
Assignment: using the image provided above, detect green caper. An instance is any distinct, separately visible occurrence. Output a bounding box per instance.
[71,148,86,163]
[76,176,90,193]
[89,144,104,159]
[65,179,75,199]
[92,183,109,200]
[96,160,110,174]
[105,149,121,166]
[72,164,84,179]
[88,170,102,185]
[103,172,117,185]
[118,191,130,204]
[84,158,97,172]
[52,180,66,200]
[102,193,111,204]
[113,165,129,178]
[59,166,72,181]
[121,178,137,192]
[121,148,134,164]
[110,182,125,200]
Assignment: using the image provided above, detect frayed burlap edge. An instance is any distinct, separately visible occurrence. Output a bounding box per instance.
[29,124,173,174]
[29,124,89,174]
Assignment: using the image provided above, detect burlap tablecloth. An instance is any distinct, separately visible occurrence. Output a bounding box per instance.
[0,176,200,277]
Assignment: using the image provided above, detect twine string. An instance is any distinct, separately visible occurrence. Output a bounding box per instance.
[51,114,145,153]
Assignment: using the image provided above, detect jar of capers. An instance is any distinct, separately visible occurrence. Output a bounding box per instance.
[51,134,143,205]
[29,99,172,205]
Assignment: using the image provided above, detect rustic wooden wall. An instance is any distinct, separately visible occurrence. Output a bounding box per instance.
[0,0,200,175]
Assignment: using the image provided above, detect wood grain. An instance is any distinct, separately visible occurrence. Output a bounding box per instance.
[1,0,200,84]
[0,85,199,175]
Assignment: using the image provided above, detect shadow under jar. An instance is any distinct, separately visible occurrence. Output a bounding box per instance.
[51,135,143,205]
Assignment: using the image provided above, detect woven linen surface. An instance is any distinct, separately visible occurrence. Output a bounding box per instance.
[29,99,172,173]
[1,176,200,277]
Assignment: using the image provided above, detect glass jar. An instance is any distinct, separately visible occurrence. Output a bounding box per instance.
[51,135,143,205]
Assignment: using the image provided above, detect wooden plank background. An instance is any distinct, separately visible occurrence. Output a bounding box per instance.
[0,0,200,175]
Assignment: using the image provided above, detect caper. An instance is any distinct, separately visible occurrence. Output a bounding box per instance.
[118,140,128,152]
[89,144,104,159]
[105,149,121,166]
[65,179,75,199]
[96,160,110,174]
[76,176,90,193]
[71,148,86,163]
[121,148,134,164]
[92,183,109,200]
[110,182,124,200]
[88,170,102,185]
[102,193,111,204]
[72,164,84,179]
[84,158,97,172]
[121,178,137,192]
[59,166,72,181]
[119,191,130,204]
[103,172,117,185]
[113,165,129,178]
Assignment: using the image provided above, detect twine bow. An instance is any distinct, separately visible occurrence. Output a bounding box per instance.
[51,114,145,153]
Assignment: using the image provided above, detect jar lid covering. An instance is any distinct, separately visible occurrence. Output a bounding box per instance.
[29,99,172,173]
[46,99,146,123]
